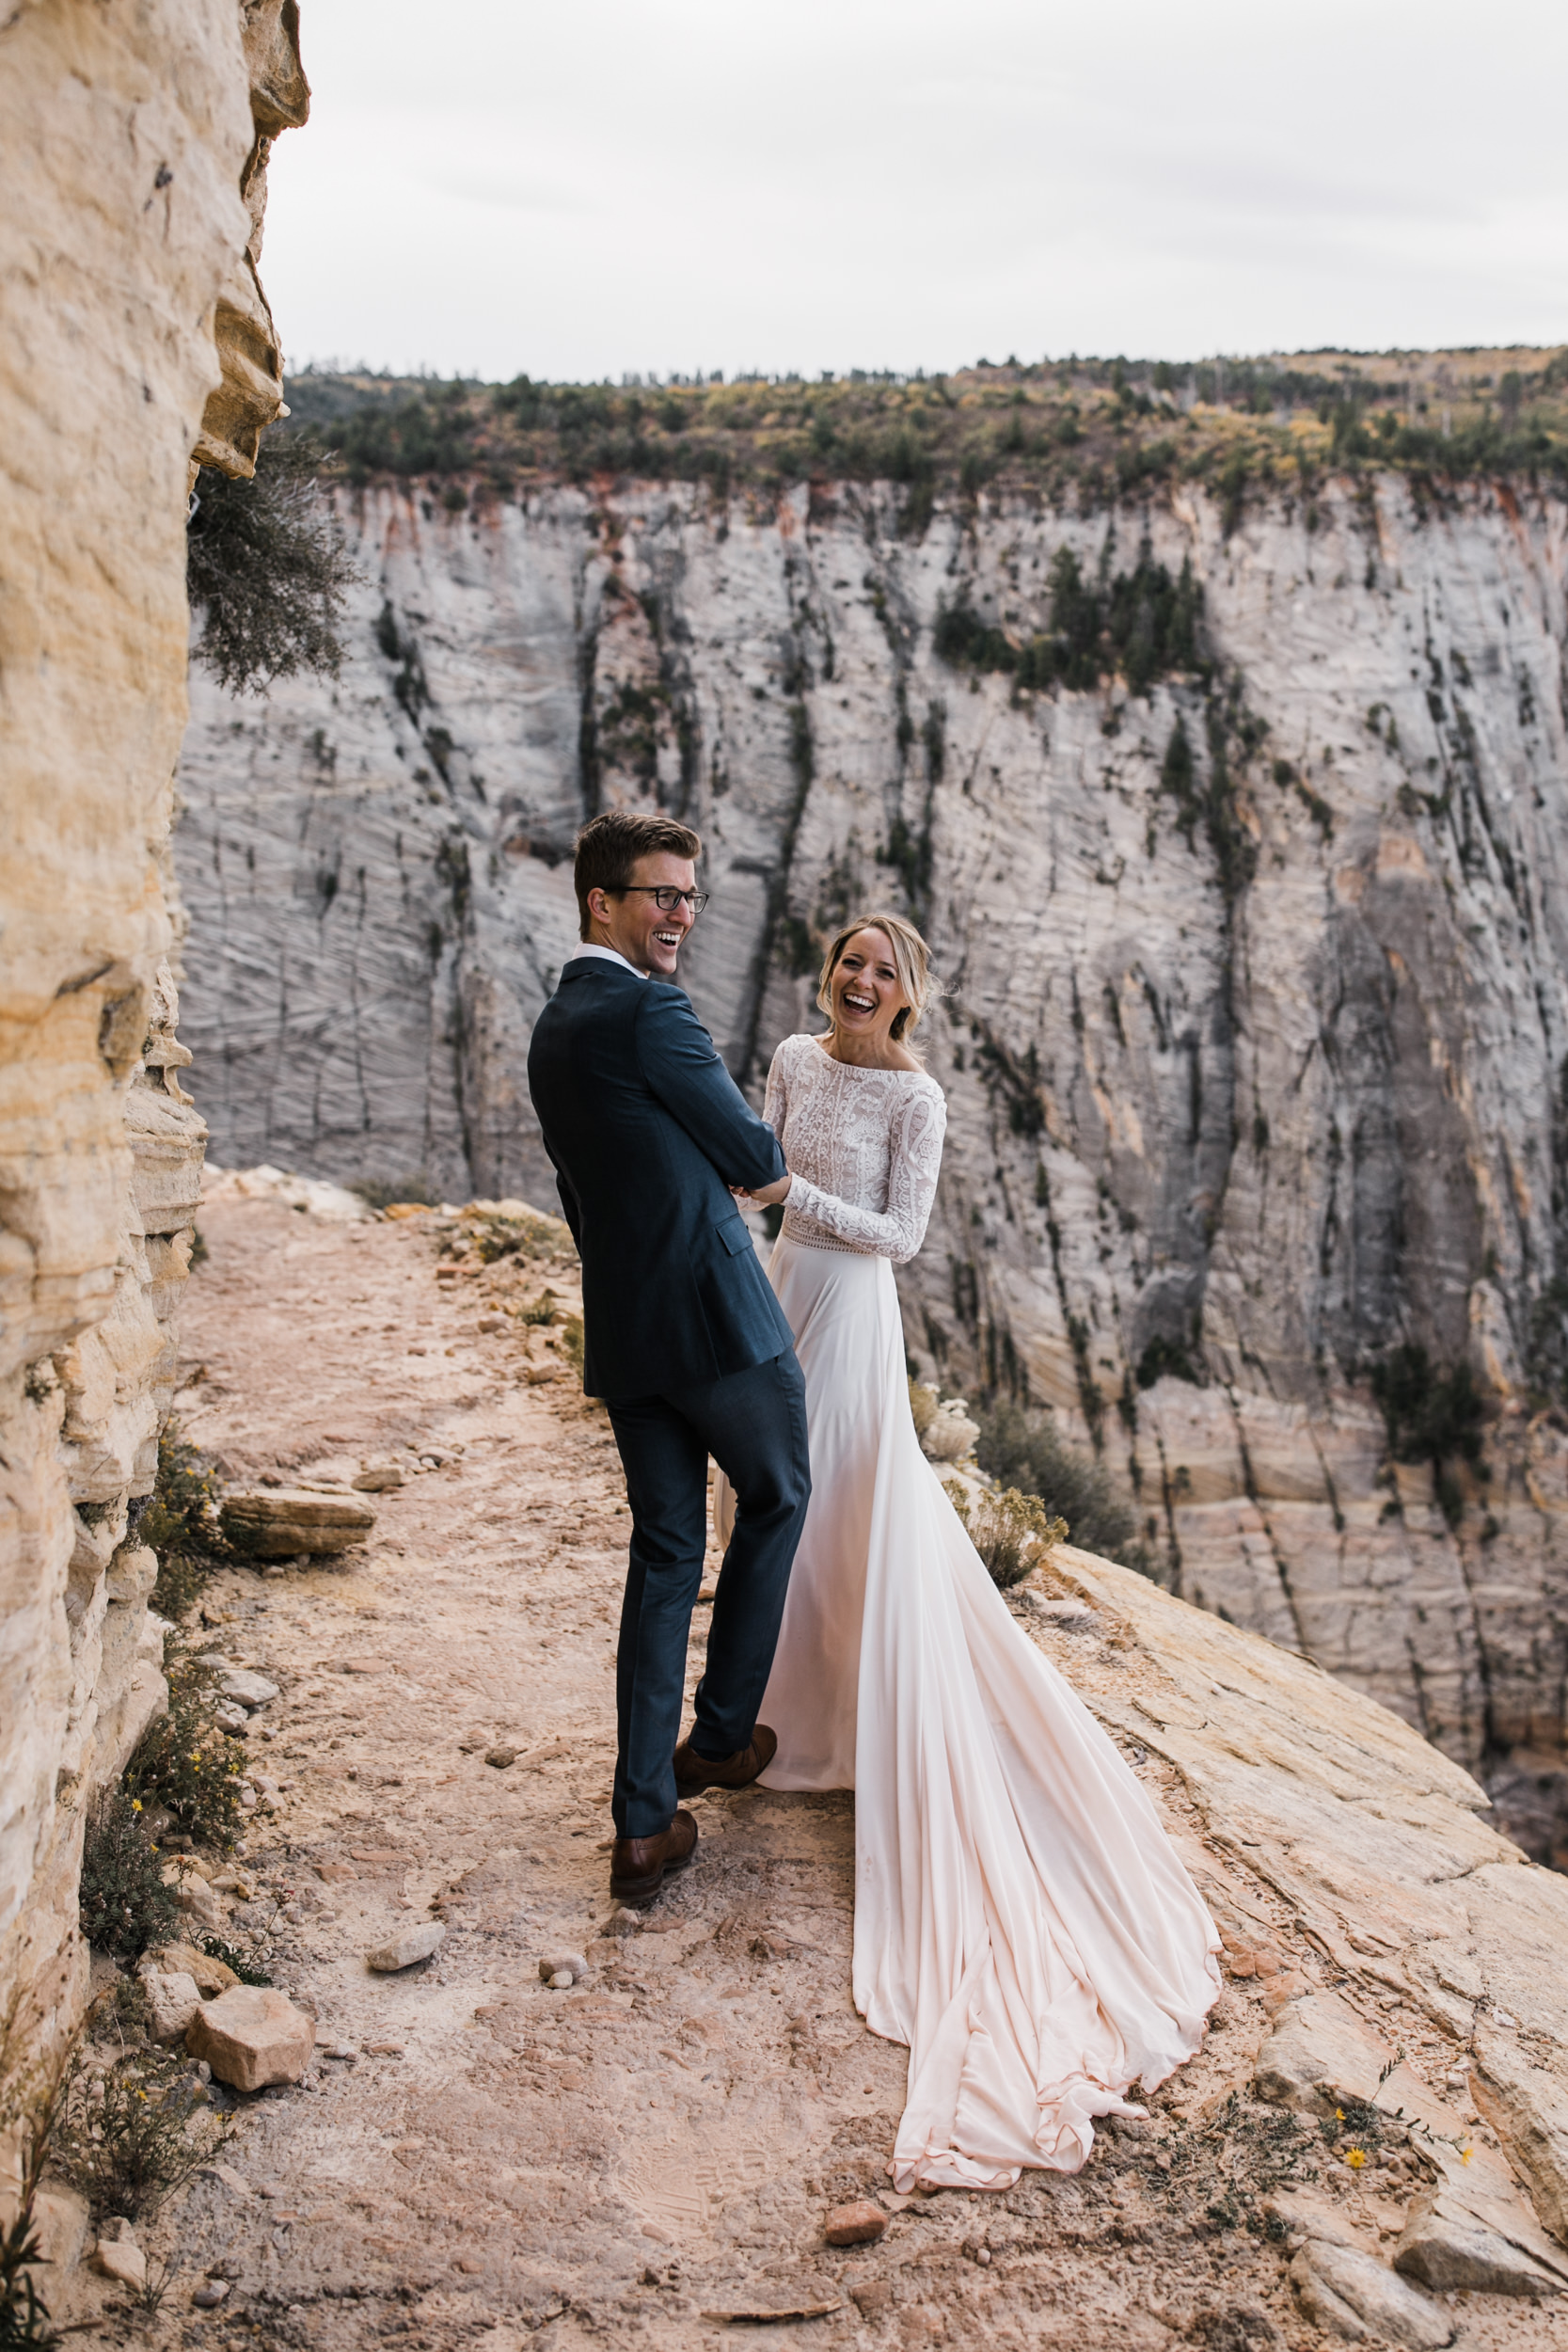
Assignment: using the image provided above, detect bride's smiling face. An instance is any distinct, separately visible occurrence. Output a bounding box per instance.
[830,929,908,1044]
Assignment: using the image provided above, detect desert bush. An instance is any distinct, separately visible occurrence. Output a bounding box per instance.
[347,1176,438,1211]
[187,431,356,694]
[944,1481,1066,1589]
[0,1959,77,2347]
[908,1378,938,1442]
[141,1422,226,1625]
[60,2045,229,2225]
[79,1789,178,1962]
[122,1650,246,1852]
[974,1401,1143,1565]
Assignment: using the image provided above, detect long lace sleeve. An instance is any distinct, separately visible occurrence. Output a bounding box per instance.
[786,1081,946,1265]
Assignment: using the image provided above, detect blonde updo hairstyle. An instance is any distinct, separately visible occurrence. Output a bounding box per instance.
[816,910,936,1060]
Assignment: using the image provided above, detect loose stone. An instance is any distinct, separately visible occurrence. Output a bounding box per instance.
[366,1921,446,1970]
[824,2201,887,2247]
[186,1985,317,2090]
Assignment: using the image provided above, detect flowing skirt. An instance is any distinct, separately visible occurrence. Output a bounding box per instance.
[718,1236,1221,2191]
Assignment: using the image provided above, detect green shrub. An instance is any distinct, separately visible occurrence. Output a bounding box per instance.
[1368,1343,1486,1528]
[935,545,1203,700]
[122,1650,246,1852]
[78,1789,178,1962]
[60,2045,229,2225]
[974,1402,1143,1565]
[141,1422,225,1625]
[944,1481,1066,1588]
[347,1175,438,1210]
[187,431,357,695]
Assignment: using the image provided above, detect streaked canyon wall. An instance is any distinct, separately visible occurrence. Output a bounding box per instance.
[174,470,1568,1840]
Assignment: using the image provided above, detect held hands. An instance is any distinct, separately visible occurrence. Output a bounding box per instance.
[732,1172,793,1209]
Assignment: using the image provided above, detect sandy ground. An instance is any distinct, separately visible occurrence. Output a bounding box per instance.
[58,1192,1568,2351]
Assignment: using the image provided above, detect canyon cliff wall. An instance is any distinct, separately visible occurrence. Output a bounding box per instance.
[0,0,303,2077]
[174,471,1568,1834]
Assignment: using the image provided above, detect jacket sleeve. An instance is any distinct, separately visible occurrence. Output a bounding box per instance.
[634,988,787,1191]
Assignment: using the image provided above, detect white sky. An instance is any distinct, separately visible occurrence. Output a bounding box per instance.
[264,0,1568,384]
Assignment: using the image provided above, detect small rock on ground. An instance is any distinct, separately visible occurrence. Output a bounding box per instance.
[366,1921,446,1970]
[824,2200,887,2247]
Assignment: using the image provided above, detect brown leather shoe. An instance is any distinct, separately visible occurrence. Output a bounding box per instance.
[609,1809,698,1908]
[672,1724,778,1799]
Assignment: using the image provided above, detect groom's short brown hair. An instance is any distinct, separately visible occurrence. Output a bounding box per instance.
[574,809,703,939]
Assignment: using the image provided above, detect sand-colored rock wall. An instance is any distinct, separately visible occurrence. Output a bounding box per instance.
[173,472,1568,1840]
[0,0,303,2081]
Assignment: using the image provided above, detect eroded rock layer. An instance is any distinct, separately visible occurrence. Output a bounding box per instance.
[0,0,304,2077]
[174,475,1568,1828]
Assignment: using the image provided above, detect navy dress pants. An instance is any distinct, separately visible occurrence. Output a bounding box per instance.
[604,1348,810,1839]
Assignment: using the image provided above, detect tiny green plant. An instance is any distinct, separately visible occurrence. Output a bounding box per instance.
[199,1936,272,1989]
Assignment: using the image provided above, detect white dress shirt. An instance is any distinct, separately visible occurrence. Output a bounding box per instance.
[571,943,648,979]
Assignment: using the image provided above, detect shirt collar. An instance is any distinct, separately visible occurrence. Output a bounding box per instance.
[571,943,649,980]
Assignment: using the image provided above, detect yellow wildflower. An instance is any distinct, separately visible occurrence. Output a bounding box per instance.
[131,1799,142,1812]
[1460,2146,1473,2166]
[1344,2148,1368,2169]
[1334,2107,1345,2122]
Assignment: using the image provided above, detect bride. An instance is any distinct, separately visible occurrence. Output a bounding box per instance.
[716,911,1221,2194]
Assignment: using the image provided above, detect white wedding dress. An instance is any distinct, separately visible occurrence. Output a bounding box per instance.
[716,1030,1221,2192]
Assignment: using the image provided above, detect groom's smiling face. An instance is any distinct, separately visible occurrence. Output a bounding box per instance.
[588,850,698,977]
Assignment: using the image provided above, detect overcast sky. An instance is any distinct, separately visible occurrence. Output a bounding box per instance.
[263,0,1567,384]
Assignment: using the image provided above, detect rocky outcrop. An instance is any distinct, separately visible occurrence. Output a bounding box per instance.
[173,469,1568,1839]
[0,0,303,2102]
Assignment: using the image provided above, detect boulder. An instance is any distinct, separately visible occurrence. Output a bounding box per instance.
[1394,2190,1562,2297]
[1253,1991,1391,2117]
[1289,2241,1453,2347]
[155,1939,239,1993]
[919,1400,981,1463]
[366,1922,445,1972]
[186,1985,316,2090]
[220,1486,376,1557]
[138,1965,203,2045]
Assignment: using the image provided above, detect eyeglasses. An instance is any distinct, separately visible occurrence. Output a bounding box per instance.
[615,886,710,915]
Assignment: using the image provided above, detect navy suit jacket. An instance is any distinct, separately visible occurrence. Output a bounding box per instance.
[526,957,795,1399]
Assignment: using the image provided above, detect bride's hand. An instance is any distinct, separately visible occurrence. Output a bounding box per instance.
[749,1170,792,1209]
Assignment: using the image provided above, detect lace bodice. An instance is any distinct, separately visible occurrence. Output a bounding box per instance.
[763,1031,946,1264]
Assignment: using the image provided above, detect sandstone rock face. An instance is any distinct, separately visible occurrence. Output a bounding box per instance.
[173,473,1568,1831]
[0,1,302,2076]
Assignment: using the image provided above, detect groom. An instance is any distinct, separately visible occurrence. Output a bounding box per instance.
[527,809,809,1904]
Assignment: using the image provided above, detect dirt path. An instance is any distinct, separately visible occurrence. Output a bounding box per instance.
[76,1189,1561,2352]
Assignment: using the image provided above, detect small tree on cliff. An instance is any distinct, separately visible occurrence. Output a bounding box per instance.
[187,431,356,694]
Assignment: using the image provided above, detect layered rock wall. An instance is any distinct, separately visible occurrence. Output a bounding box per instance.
[173,470,1568,1834]
[0,0,302,2081]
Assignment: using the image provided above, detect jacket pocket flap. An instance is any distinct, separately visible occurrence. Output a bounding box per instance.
[716,1217,752,1257]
